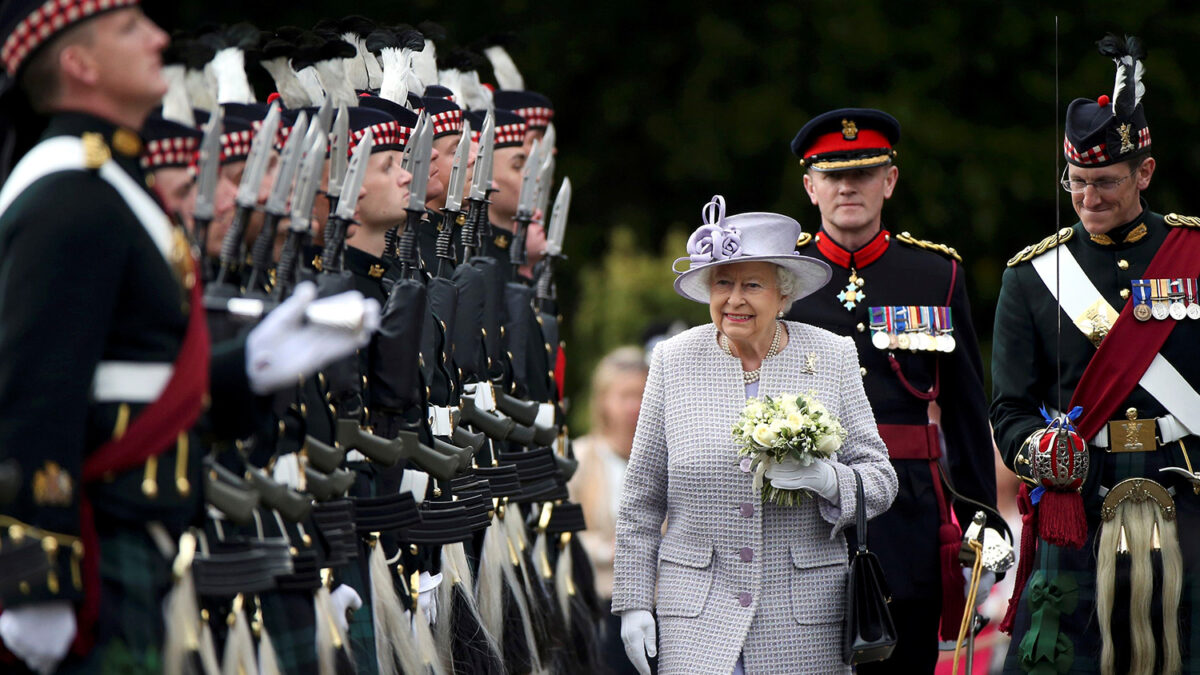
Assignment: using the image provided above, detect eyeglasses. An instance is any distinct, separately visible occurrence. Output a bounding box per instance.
[1060,165,1139,194]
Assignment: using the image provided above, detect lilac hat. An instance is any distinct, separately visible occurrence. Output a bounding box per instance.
[672,195,831,303]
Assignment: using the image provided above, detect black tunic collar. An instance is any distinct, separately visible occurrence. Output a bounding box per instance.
[344,244,391,280]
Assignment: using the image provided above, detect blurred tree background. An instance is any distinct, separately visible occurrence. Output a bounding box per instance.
[147,0,1200,433]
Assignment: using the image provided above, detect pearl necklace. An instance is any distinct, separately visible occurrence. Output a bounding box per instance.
[719,321,783,384]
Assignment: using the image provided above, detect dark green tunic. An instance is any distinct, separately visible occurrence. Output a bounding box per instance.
[991,206,1200,673]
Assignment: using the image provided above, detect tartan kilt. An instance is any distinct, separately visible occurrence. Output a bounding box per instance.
[260,589,319,674]
[1004,444,1200,673]
[56,524,172,674]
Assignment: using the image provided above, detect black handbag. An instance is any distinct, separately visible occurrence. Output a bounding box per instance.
[843,470,898,665]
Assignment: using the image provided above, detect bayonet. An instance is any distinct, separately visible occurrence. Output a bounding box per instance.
[324,101,347,210]
[544,177,571,258]
[436,122,472,278]
[509,138,543,275]
[274,134,328,299]
[191,108,222,272]
[396,117,434,277]
[209,102,282,291]
[537,177,571,309]
[463,111,495,259]
[244,110,310,294]
[443,119,470,215]
[321,129,374,274]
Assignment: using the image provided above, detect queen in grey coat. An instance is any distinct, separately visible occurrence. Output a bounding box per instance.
[612,196,898,675]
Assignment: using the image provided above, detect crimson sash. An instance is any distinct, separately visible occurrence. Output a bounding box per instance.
[71,275,211,655]
[1069,227,1200,440]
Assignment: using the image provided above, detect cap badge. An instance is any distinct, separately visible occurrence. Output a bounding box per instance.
[1117,123,1135,154]
[841,119,859,141]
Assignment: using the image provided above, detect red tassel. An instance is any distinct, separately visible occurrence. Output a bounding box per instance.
[938,522,967,641]
[1037,489,1088,549]
[1000,484,1038,635]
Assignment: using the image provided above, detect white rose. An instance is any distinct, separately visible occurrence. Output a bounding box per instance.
[751,423,778,447]
[815,433,842,456]
[785,412,804,431]
[781,396,800,414]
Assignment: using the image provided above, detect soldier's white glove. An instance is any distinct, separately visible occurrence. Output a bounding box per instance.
[245,282,380,394]
[329,584,363,635]
[417,571,442,625]
[619,609,656,675]
[965,569,996,606]
[763,457,840,503]
[0,600,77,674]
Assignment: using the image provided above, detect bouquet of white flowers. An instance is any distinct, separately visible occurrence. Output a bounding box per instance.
[733,392,847,506]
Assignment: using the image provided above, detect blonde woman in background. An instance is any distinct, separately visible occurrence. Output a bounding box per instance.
[569,346,650,675]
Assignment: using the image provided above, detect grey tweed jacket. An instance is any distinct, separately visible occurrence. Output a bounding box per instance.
[612,322,898,675]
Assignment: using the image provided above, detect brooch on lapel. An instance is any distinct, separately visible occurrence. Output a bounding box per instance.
[800,353,817,375]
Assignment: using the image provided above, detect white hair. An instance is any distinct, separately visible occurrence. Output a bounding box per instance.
[699,263,803,311]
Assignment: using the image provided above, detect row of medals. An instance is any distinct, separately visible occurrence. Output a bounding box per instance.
[1135,297,1200,321]
[870,329,956,353]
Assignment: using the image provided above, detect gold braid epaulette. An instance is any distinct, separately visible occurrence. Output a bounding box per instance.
[1165,213,1200,229]
[1006,227,1074,267]
[796,232,813,248]
[895,231,961,262]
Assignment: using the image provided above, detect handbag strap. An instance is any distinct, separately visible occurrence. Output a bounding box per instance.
[854,469,867,553]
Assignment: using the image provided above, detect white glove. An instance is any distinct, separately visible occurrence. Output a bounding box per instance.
[763,457,840,503]
[245,281,381,394]
[329,584,363,635]
[417,571,442,625]
[965,569,996,606]
[0,600,77,674]
[619,609,656,675]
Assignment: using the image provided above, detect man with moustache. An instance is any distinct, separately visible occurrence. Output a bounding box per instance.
[785,108,998,672]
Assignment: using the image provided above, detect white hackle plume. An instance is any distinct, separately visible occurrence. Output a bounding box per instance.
[378,46,410,106]
[460,69,494,112]
[295,66,328,108]
[483,45,524,91]
[211,47,255,104]
[413,37,438,90]
[260,58,312,109]
[342,33,371,92]
[187,67,217,113]
[368,541,423,675]
[401,48,425,102]
[161,64,196,127]
[315,57,358,108]
[437,67,466,106]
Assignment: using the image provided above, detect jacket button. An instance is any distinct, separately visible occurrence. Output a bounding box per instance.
[739,502,754,518]
[738,592,752,607]
[1118,259,1129,270]
[1120,288,1131,300]
[856,323,865,333]
[739,547,753,562]
[860,367,867,377]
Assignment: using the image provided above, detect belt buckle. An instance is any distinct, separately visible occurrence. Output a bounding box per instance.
[1107,412,1158,453]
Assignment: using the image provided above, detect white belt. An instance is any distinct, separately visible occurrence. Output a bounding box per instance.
[1093,413,1191,449]
[91,361,173,403]
[1055,407,1192,448]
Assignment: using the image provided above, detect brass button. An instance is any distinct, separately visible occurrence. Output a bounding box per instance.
[1126,407,1138,420]
[859,367,867,377]
[1118,259,1129,270]
[856,323,865,333]
[1120,288,1131,300]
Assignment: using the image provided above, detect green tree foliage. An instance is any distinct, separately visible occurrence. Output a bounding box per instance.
[567,227,709,433]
